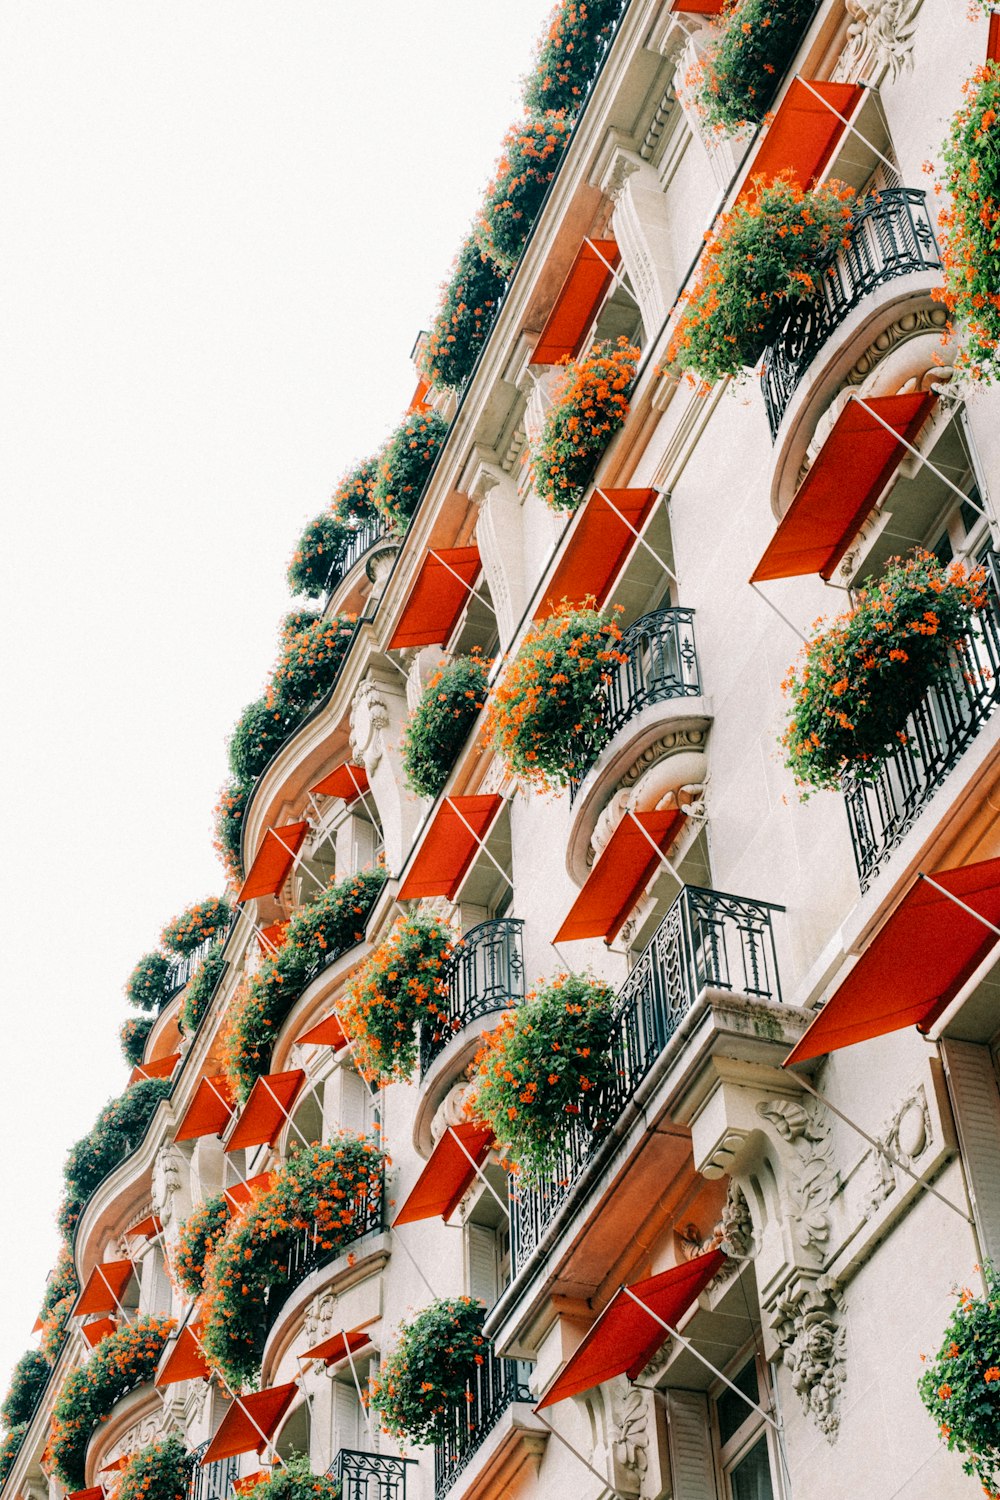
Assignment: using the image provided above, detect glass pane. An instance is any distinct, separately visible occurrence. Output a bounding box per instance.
[717,1358,760,1445]
[730,1435,775,1500]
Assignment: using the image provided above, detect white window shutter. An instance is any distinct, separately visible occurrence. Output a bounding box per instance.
[940,1039,1000,1268]
[468,1222,500,1309]
[664,1389,719,1500]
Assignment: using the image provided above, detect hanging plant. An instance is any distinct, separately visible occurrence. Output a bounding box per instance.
[524,0,626,117]
[402,653,491,798]
[109,1437,193,1500]
[267,613,357,719]
[476,112,574,272]
[174,1193,231,1299]
[221,867,386,1102]
[2,1350,50,1429]
[420,235,509,393]
[331,454,381,526]
[781,551,987,794]
[38,1249,78,1362]
[200,1137,385,1385]
[340,915,460,1084]
[228,698,290,785]
[125,952,174,1012]
[213,777,250,886]
[161,897,231,957]
[180,941,227,1035]
[918,1273,1000,1493]
[485,603,625,789]
[666,176,854,384]
[372,410,450,532]
[287,510,353,598]
[242,1457,341,1500]
[469,973,617,1180]
[47,1317,174,1490]
[0,1426,27,1488]
[370,1298,486,1446]
[59,1079,174,1242]
[696,0,818,131]
[530,338,639,512]
[119,1015,155,1067]
[936,62,1000,382]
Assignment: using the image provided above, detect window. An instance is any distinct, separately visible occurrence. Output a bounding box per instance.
[465,1174,511,1310]
[713,1353,781,1500]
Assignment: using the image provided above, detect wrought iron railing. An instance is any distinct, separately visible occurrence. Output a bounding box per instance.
[419,919,525,1075]
[299,877,386,990]
[188,1443,239,1500]
[433,1346,533,1499]
[328,1449,414,1500]
[323,516,390,601]
[844,554,1000,890]
[509,884,783,1271]
[571,607,702,798]
[760,188,942,438]
[166,922,233,999]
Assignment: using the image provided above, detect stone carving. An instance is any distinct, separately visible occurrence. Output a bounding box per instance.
[116,1410,172,1460]
[758,1099,839,1258]
[835,0,922,83]
[611,1383,650,1482]
[430,1081,474,1144]
[863,1084,932,1219]
[151,1144,183,1231]
[303,1287,339,1344]
[771,1276,846,1439]
[676,1182,754,1287]
[600,148,641,205]
[589,732,708,868]
[349,678,391,777]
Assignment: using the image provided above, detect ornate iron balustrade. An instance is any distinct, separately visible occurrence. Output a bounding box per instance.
[188,1443,239,1500]
[419,919,525,1076]
[760,188,942,439]
[571,607,702,799]
[166,922,233,999]
[509,884,783,1272]
[323,516,390,601]
[328,1449,414,1500]
[844,554,1000,890]
[433,1346,533,1499]
[299,878,386,990]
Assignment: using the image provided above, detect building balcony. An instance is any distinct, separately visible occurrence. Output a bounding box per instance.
[844,553,1000,891]
[328,1449,414,1500]
[322,516,391,606]
[164,924,232,1002]
[509,883,783,1275]
[760,188,942,440]
[433,1345,534,1500]
[419,919,525,1077]
[188,1445,239,1500]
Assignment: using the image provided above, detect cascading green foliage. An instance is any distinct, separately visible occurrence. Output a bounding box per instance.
[112,1437,194,1500]
[58,1079,174,1242]
[339,914,459,1085]
[402,653,491,798]
[524,0,626,116]
[936,61,1000,383]
[38,1248,78,1361]
[174,1193,231,1298]
[1,1350,50,1429]
[918,1271,1000,1493]
[213,777,250,886]
[124,951,174,1012]
[180,941,226,1035]
[372,410,450,532]
[420,236,508,393]
[119,1014,155,1067]
[697,0,818,131]
[287,510,354,598]
[475,111,574,272]
[0,1426,27,1487]
[160,896,231,957]
[370,1298,486,1445]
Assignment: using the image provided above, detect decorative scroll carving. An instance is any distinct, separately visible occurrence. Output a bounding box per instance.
[758,1098,839,1259]
[349,679,391,777]
[771,1275,846,1439]
[862,1084,932,1219]
[834,0,923,83]
[611,1383,650,1482]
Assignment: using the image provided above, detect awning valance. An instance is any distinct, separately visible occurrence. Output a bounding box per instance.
[302,1323,375,1367]
[201,1384,298,1463]
[237,821,309,904]
[225,1070,306,1154]
[156,1324,210,1387]
[735,80,864,205]
[786,858,1000,1066]
[555,809,683,944]
[530,239,620,366]
[310,762,369,803]
[989,12,1000,60]
[124,1215,162,1242]
[537,1249,726,1408]
[393,1123,495,1227]
[388,546,482,651]
[296,1012,349,1050]
[174,1074,236,1143]
[398,795,504,902]
[535,487,659,618]
[128,1053,180,1087]
[75,1260,134,1317]
[750,392,937,583]
[81,1318,118,1349]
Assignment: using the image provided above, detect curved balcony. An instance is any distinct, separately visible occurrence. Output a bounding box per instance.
[760,188,942,439]
[189,1445,239,1500]
[328,1450,415,1500]
[164,925,232,1003]
[322,515,391,606]
[420,919,525,1077]
[433,1345,533,1500]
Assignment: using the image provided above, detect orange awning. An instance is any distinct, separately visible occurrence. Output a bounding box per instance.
[257,922,289,955]
[128,1053,180,1087]
[535,488,659,617]
[310,762,370,803]
[393,1123,496,1227]
[224,1173,275,1213]
[31,1314,42,1334]
[786,859,1000,1066]
[989,12,1000,61]
[735,80,864,205]
[174,1074,236,1142]
[69,1488,105,1500]
[76,1261,134,1317]
[303,1323,375,1367]
[296,1012,349,1050]
[125,1215,162,1242]
[671,0,724,10]
[233,1476,266,1498]
[156,1324,210,1386]
[555,809,683,944]
[750,393,937,583]
[398,795,504,902]
[388,545,482,651]
[237,821,309,904]
[81,1318,118,1348]
[408,376,431,413]
[99,1456,132,1474]
[537,1249,725,1408]
[225,1070,306,1154]
[530,239,620,366]
[201,1384,298,1463]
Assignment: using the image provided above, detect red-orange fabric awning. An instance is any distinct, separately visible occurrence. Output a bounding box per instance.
[99,1455,132,1474]
[69,1488,105,1500]
[128,1053,180,1087]
[201,1384,298,1463]
[555,809,684,944]
[535,488,659,617]
[81,1318,118,1349]
[124,1215,162,1242]
[989,12,1000,61]
[537,1249,726,1408]
[671,0,724,10]
[225,1070,306,1154]
[237,821,309,904]
[258,922,289,955]
[296,1012,349,1050]
[785,858,1000,1066]
[31,1314,43,1334]
[310,762,370,803]
[735,80,864,205]
[750,393,937,583]
[233,1475,266,1498]
[224,1173,275,1213]
[388,546,482,651]
[302,1324,375,1367]
[76,1261,135,1317]
[398,795,504,902]
[156,1324,210,1386]
[530,239,620,366]
[393,1123,496,1227]
[174,1074,236,1142]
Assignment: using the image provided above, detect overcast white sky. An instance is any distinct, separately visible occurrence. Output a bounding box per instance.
[0,0,555,1396]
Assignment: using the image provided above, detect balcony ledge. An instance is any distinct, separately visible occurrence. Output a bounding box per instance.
[84,1383,160,1486]
[74,1098,174,1289]
[260,1231,390,1389]
[436,1404,547,1500]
